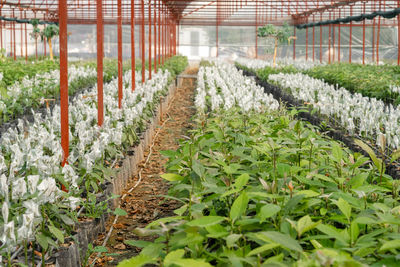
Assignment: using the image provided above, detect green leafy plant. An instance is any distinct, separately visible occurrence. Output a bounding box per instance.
[120,106,400,266]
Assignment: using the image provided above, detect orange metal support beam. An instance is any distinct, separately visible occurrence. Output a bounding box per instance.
[141,0,145,83]
[118,0,123,108]
[131,0,136,91]
[59,0,69,168]
[97,0,104,126]
[149,0,152,80]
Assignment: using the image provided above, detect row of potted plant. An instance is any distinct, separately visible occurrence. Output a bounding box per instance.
[0,55,188,265]
[119,63,400,267]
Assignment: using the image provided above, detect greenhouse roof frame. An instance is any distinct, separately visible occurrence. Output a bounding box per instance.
[0,1,398,27]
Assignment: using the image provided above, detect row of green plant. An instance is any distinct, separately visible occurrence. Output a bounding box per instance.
[0,58,60,89]
[120,106,400,267]
[304,63,400,105]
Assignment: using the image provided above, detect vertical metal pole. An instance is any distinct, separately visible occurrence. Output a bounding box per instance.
[141,0,145,83]
[338,10,341,62]
[216,22,219,57]
[59,0,69,168]
[131,0,136,91]
[312,15,315,61]
[372,1,376,63]
[363,2,366,65]
[13,9,16,60]
[398,0,400,65]
[24,11,28,62]
[158,0,161,65]
[35,13,38,59]
[349,5,353,63]
[118,0,123,109]
[43,15,46,57]
[255,0,258,59]
[0,10,2,51]
[10,21,13,59]
[148,0,152,79]
[177,21,180,55]
[20,11,23,58]
[97,0,104,126]
[376,1,382,64]
[153,0,157,72]
[320,13,322,62]
[328,13,331,64]
[306,27,308,61]
[162,2,165,64]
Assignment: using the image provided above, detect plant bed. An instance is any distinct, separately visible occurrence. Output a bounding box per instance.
[238,66,400,180]
[120,64,400,266]
[53,81,178,267]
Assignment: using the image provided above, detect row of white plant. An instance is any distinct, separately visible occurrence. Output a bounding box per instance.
[235,57,325,70]
[0,67,168,259]
[195,63,279,113]
[268,72,400,149]
[0,65,98,115]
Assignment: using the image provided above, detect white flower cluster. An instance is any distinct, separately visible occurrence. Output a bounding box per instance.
[0,65,97,112]
[0,73,3,83]
[390,85,400,94]
[269,72,400,149]
[0,68,170,253]
[196,63,279,113]
[236,57,325,70]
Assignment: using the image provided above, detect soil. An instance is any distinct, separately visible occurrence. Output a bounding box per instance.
[91,67,198,266]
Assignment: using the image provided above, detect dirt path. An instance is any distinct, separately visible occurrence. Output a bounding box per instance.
[92,68,198,266]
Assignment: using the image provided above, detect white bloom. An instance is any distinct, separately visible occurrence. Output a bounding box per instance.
[2,201,9,222]
[11,178,27,199]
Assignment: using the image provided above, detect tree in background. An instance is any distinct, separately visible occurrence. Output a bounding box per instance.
[257,23,294,67]
[40,25,59,61]
[30,19,41,59]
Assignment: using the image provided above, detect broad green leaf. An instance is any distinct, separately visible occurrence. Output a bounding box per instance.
[262,231,303,253]
[114,207,128,216]
[230,191,249,221]
[35,233,49,250]
[354,216,376,225]
[173,259,213,267]
[124,240,152,248]
[226,234,242,248]
[174,204,187,216]
[164,249,185,266]
[297,215,321,237]
[161,173,184,182]
[391,149,400,163]
[247,243,280,256]
[258,204,280,222]
[379,239,400,251]
[117,254,156,267]
[295,190,320,198]
[354,139,381,171]
[332,142,343,162]
[187,216,226,227]
[234,173,250,190]
[316,224,348,245]
[336,198,351,221]
[49,225,64,243]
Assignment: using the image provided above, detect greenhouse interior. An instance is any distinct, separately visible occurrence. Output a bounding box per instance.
[1,0,400,266]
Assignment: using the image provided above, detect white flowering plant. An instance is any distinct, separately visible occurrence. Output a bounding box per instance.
[0,56,187,264]
[268,72,400,151]
[195,62,279,113]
